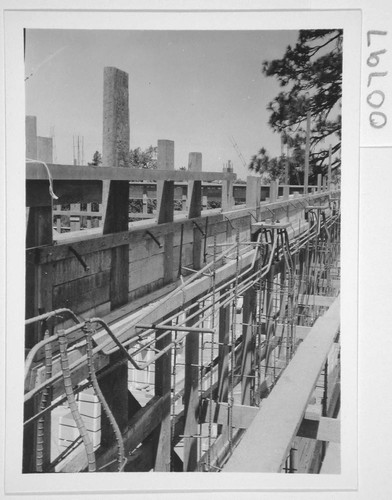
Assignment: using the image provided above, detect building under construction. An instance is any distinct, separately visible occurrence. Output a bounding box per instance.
[24,67,341,474]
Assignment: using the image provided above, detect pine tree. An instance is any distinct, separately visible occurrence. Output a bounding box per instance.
[249,29,343,182]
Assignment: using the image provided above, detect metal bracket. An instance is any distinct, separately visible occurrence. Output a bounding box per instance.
[265,207,275,220]
[193,220,206,237]
[224,216,234,229]
[68,246,90,272]
[247,211,258,222]
[145,230,163,248]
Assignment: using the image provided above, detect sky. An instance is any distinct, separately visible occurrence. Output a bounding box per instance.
[25,29,299,180]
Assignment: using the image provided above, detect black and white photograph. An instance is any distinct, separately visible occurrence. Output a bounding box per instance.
[4,2,391,498]
[22,26,343,474]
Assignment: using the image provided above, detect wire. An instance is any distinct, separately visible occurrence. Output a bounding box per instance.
[26,158,59,200]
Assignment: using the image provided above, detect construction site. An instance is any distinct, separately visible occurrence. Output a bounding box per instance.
[24,65,341,474]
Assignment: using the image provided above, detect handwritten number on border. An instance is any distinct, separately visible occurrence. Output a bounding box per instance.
[366,31,388,129]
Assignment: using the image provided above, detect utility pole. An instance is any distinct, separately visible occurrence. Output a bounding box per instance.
[304,108,311,195]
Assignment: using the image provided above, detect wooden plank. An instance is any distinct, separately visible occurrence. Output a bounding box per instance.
[53,250,112,286]
[299,295,336,307]
[26,162,237,182]
[297,417,340,443]
[202,401,258,429]
[28,192,329,264]
[52,210,103,217]
[128,253,165,292]
[52,270,110,314]
[223,297,340,472]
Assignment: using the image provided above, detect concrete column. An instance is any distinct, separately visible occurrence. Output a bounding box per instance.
[102,67,130,223]
[158,140,175,171]
[269,180,279,203]
[102,67,130,168]
[246,176,261,209]
[37,137,53,163]
[26,116,37,160]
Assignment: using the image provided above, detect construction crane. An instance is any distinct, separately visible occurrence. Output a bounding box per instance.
[229,135,247,170]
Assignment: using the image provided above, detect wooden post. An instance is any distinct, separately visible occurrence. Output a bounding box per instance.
[317,174,322,192]
[183,305,200,471]
[181,192,187,211]
[183,155,203,470]
[157,140,175,216]
[218,298,231,406]
[99,353,129,449]
[304,109,311,195]
[241,287,256,405]
[25,178,54,472]
[222,179,234,211]
[143,193,148,214]
[187,153,202,219]
[217,294,231,439]
[187,153,203,270]
[153,325,172,471]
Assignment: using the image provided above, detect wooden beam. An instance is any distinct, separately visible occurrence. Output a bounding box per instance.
[27,192,331,265]
[157,181,175,225]
[298,295,336,307]
[26,162,237,182]
[202,401,258,429]
[26,180,102,207]
[223,297,340,472]
[297,417,340,443]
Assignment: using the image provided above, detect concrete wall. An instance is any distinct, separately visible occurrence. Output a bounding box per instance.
[26,116,37,160]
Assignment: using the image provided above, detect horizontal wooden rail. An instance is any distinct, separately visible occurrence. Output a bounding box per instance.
[223,296,340,473]
[26,163,237,182]
[27,191,331,264]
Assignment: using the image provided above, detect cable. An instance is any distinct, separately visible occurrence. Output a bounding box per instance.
[26,158,59,200]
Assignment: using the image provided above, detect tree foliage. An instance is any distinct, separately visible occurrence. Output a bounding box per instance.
[88,151,102,166]
[127,146,157,169]
[249,29,343,182]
